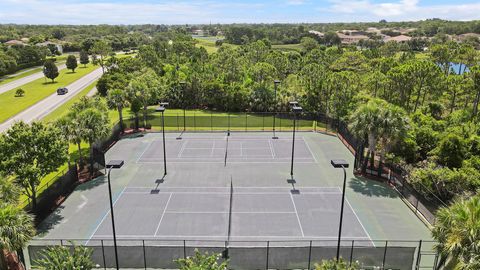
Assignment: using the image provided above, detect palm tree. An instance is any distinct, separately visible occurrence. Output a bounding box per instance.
[349,99,385,173]
[107,88,127,132]
[0,204,35,269]
[0,176,20,204]
[432,195,480,269]
[33,243,95,270]
[79,108,110,176]
[56,116,85,166]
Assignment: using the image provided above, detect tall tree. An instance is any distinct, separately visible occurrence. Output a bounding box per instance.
[66,54,78,73]
[43,60,59,83]
[79,50,90,68]
[0,122,67,210]
[90,40,112,73]
[107,88,128,131]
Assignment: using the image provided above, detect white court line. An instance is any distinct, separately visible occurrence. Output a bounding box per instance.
[345,197,375,247]
[210,140,215,157]
[86,187,127,245]
[154,193,173,236]
[290,193,305,237]
[302,138,318,163]
[334,186,375,247]
[136,140,154,163]
[177,140,187,158]
[91,234,371,240]
[125,186,341,190]
[268,139,275,159]
[123,191,342,195]
[165,211,297,214]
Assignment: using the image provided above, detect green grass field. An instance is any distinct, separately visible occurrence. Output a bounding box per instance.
[272,43,302,52]
[116,107,326,132]
[0,63,98,123]
[41,80,98,123]
[0,67,43,86]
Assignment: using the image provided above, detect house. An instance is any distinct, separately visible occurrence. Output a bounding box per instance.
[192,29,205,36]
[337,32,369,44]
[4,39,25,46]
[308,30,324,38]
[36,41,63,54]
[384,35,412,43]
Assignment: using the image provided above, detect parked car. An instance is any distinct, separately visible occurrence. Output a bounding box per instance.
[57,87,68,95]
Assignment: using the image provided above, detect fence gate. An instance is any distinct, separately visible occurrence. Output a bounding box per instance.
[415,240,439,270]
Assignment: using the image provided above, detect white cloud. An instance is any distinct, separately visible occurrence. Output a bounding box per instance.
[326,0,480,21]
[286,0,306,5]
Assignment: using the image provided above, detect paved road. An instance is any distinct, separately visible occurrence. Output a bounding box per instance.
[0,64,67,95]
[0,68,103,133]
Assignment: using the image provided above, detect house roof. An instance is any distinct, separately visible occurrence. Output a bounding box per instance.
[384,35,412,42]
[4,40,24,45]
[308,30,324,37]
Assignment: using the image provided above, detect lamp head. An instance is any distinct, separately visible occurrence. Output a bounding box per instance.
[330,159,349,168]
[106,160,124,169]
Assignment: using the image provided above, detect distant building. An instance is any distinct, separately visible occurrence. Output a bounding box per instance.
[192,29,205,36]
[4,39,25,46]
[36,41,63,54]
[384,35,412,43]
[337,32,369,44]
[308,30,324,38]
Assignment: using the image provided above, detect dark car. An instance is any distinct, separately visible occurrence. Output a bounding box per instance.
[57,87,68,95]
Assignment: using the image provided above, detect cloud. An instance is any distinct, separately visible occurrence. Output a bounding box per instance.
[286,0,306,5]
[325,0,480,21]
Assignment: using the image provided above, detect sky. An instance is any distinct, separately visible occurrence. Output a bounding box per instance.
[0,0,479,25]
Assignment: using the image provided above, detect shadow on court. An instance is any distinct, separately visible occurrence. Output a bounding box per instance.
[349,177,399,198]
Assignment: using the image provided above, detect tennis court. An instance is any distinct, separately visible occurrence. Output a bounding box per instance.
[31,131,433,269]
[137,136,316,163]
[87,186,371,244]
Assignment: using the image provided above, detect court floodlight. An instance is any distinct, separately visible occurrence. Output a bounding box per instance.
[156,106,166,112]
[292,105,303,113]
[331,159,349,168]
[289,101,299,107]
[106,160,124,169]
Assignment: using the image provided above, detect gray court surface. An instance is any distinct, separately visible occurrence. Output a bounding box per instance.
[138,136,316,163]
[88,186,370,244]
[36,132,431,246]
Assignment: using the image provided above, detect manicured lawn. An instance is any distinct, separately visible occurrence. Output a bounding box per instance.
[0,67,42,86]
[0,64,98,123]
[41,80,98,123]
[272,43,302,52]
[116,107,324,132]
[195,38,219,54]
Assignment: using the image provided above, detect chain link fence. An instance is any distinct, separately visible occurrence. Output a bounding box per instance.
[28,239,434,270]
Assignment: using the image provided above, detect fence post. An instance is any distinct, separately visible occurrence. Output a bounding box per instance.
[194,111,196,131]
[307,240,312,270]
[262,113,265,131]
[101,240,106,270]
[228,113,231,132]
[60,240,64,246]
[211,111,213,132]
[266,241,269,270]
[142,240,147,270]
[382,241,388,269]
[279,116,282,132]
[349,240,354,266]
[415,199,419,213]
[245,112,248,132]
[415,240,422,270]
[183,240,186,260]
[176,113,179,131]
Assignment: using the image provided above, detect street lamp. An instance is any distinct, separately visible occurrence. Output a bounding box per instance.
[272,80,280,139]
[156,102,169,176]
[289,101,302,177]
[330,159,349,261]
[179,81,187,132]
[106,160,125,270]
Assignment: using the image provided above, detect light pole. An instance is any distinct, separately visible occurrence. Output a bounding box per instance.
[330,159,349,261]
[272,80,280,139]
[106,160,125,270]
[156,102,169,176]
[289,101,302,177]
[179,81,187,132]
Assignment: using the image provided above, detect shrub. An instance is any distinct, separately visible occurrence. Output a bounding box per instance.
[14,88,25,97]
[315,258,359,270]
[33,243,95,270]
[175,249,228,270]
